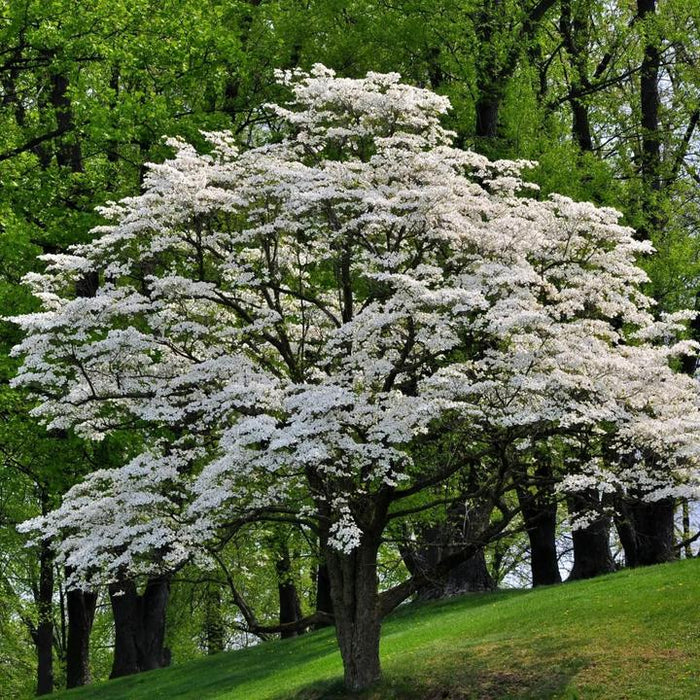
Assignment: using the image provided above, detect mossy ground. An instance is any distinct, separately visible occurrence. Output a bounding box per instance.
[57,559,699,699]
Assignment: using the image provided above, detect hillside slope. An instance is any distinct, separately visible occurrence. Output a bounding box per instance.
[58,559,699,699]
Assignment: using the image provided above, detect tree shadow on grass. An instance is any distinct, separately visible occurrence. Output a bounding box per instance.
[288,635,589,700]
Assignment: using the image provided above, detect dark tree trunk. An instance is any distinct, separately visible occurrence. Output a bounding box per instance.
[516,460,561,587]
[635,0,662,241]
[204,585,224,655]
[109,581,140,678]
[560,0,594,153]
[571,101,594,152]
[443,550,494,595]
[614,500,639,567]
[615,496,676,567]
[638,0,661,191]
[315,562,333,621]
[473,0,556,148]
[140,577,171,670]
[65,587,98,688]
[426,45,445,90]
[630,498,676,566]
[326,535,382,691]
[681,499,693,559]
[568,518,615,580]
[47,67,83,173]
[520,498,561,586]
[475,96,501,140]
[401,501,496,599]
[402,535,495,600]
[276,546,303,639]
[109,577,171,678]
[314,528,334,629]
[567,494,615,580]
[36,538,54,696]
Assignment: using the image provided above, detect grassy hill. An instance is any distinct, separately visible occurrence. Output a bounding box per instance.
[58,559,699,699]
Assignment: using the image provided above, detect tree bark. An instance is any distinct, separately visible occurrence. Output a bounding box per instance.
[204,585,225,655]
[401,522,496,599]
[403,499,496,599]
[109,580,140,678]
[36,538,54,696]
[65,587,98,688]
[315,561,333,624]
[560,0,595,153]
[635,0,662,241]
[325,534,382,692]
[516,460,562,587]
[140,577,171,670]
[615,496,676,566]
[681,499,692,559]
[630,498,676,566]
[614,501,639,567]
[50,72,83,172]
[475,96,502,140]
[568,518,615,580]
[313,525,334,629]
[473,0,556,147]
[109,577,171,678]
[520,499,561,586]
[567,494,615,580]
[276,546,303,639]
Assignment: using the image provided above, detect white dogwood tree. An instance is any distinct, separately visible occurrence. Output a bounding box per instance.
[12,66,700,690]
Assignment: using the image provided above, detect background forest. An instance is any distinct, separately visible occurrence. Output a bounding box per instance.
[0,0,699,697]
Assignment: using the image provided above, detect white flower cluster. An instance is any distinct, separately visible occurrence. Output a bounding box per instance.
[10,66,700,583]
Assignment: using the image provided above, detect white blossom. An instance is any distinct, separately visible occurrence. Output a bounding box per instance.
[10,66,700,583]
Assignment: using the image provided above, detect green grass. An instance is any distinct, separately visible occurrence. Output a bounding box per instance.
[58,559,700,699]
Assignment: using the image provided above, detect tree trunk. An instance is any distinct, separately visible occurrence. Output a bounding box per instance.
[568,518,615,580]
[475,96,501,140]
[65,587,98,688]
[109,577,171,678]
[520,498,561,586]
[315,562,333,622]
[314,528,334,629]
[204,585,225,655]
[36,538,54,696]
[47,65,83,173]
[615,496,676,567]
[140,577,171,670]
[401,501,496,599]
[614,500,639,567]
[630,498,676,566]
[516,461,561,587]
[635,0,662,242]
[567,494,615,580]
[325,535,382,692]
[402,535,495,599]
[681,499,692,559]
[276,546,303,639]
[443,550,495,595]
[109,581,140,678]
[560,0,594,153]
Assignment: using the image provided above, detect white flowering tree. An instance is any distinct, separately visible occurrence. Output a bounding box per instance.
[11,66,700,690]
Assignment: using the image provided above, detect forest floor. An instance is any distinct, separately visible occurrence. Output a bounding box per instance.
[57,558,699,699]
